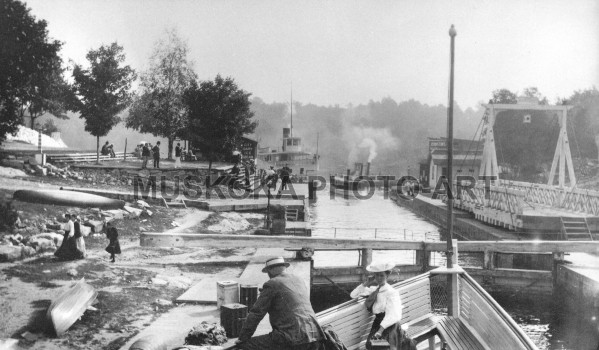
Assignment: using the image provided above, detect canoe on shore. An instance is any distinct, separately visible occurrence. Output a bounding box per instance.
[13,189,125,209]
[47,278,98,337]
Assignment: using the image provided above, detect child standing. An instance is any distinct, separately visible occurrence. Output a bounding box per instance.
[105,221,121,263]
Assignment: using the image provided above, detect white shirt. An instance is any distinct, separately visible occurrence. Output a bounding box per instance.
[67,220,75,237]
[350,283,403,329]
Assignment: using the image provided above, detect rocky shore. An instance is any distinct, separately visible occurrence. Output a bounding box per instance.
[0,165,266,350]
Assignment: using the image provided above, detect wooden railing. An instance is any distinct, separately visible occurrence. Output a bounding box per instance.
[139,233,599,254]
[459,272,537,349]
[453,179,599,216]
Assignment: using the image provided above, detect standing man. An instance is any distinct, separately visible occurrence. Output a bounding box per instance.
[235,257,322,350]
[141,143,151,169]
[152,141,161,169]
[174,142,182,168]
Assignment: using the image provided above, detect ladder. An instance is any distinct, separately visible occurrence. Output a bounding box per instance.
[560,217,593,241]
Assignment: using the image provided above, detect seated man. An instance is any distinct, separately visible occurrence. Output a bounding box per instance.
[108,144,116,158]
[101,141,110,156]
[236,257,322,350]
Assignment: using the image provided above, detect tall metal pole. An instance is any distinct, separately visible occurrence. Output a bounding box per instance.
[446,25,458,317]
[290,82,293,138]
[446,25,456,269]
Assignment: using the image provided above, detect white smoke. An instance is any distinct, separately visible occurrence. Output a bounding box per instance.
[358,138,377,162]
[344,126,399,167]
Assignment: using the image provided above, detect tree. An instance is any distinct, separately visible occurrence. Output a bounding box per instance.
[489,89,518,104]
[0,0,69,144]
[564,87,599,161]
[126,29,196,159]
[522,87,548,105]
[183,75,257,181]
[21,58,74,129]
[71,43,136,163]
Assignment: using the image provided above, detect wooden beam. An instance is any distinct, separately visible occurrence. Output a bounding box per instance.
[481,104,572,112]
[140,233,599,254]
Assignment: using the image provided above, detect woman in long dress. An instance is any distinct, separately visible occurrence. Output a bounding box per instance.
[54,214,83,260]
[74,216,86,258]
[350,262,414,350]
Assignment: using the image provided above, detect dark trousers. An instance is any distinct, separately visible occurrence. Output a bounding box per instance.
[153,157,159,168]
[238,333,321,350]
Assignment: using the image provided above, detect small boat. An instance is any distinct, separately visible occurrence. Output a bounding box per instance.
[47,278,98,336]
[317,25,537,350]
[315,266,537,350]
[13,189,125,209]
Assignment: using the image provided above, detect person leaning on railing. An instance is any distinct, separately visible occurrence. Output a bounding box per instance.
[350,262,415,350]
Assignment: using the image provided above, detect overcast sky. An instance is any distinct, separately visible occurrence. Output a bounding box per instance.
[26,0,599,110]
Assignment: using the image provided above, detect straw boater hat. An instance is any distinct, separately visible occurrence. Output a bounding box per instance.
[366,262,396,273]
[262,257,290,273]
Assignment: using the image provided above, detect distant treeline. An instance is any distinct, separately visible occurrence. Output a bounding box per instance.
[250,87,599,177]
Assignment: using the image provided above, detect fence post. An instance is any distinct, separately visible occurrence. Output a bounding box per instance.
[484,249,495,270]
[361,248,373,279]
[448,239,459,317]
[415,243,430,272]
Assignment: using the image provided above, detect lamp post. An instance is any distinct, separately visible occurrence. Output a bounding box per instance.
[446,24,457,317]
[446,24,456,268]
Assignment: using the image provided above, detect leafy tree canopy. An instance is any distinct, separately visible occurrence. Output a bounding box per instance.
[184,75,257,169]
[70,42,136,161]
[0,0,68,143]
[126,29,196,158]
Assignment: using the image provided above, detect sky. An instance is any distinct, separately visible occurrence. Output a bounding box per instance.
[25,0,599,110]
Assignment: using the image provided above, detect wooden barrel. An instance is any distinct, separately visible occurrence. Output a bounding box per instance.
[240,285,258,308]
[220,303,248,338]
[270,219,286,235]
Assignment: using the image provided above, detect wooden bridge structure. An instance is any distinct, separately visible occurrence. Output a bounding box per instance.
[450,102,599,238]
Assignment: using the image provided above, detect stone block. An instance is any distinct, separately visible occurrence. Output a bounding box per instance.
[80,225,91,237]
[102,210,125,220]
[35,167,47,176]
[123,206,143,218]
[1,159,24,170]
[84,220,104,233]
[0,245,23,262]
[28,238,56,252]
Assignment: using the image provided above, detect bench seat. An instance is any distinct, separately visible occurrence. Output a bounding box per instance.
[316,274,433,350]
[436,317,487,350]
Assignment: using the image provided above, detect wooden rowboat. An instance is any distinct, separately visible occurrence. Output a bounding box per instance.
[13,189,125,209]
[47,278,98,336]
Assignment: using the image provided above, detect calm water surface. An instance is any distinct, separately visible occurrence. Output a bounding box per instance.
[308,186,599,350]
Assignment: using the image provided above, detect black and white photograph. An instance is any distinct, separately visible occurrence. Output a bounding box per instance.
[1,0,598,349]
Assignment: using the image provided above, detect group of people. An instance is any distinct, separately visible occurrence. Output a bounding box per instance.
[54,213,121,263]
[262,164,293,193]
[137,141,161,169]
[101,141,116,158]
[235,257,413,350]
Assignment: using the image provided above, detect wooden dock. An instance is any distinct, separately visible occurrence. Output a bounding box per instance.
[451,180,599,234]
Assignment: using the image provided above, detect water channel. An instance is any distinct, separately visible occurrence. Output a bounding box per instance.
[307,185,598,350]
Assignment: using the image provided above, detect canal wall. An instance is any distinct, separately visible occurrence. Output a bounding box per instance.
[392,193,520,241]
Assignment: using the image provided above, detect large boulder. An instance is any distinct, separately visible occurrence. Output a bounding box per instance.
[123,206,143,219]
[21,246,36,257]
[28,238,56,252]
[30,232,64,247]
[0,245,23,262]
[84,220,104,233]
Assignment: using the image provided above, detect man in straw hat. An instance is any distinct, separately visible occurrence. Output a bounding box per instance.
[235,257,322,349]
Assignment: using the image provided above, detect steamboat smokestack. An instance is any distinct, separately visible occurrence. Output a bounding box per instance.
[366,162,371,177]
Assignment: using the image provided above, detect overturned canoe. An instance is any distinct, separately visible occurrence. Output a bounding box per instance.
[47,278,98,337]
[13,189,125,209]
